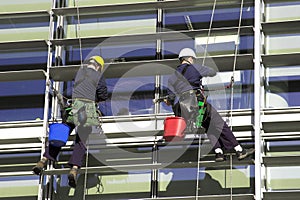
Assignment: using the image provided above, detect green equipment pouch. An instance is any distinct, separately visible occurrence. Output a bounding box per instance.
[196,101,206,128]
[67,99,100,127]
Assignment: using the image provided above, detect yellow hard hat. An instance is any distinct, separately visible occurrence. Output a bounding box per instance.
[90,56,104,69]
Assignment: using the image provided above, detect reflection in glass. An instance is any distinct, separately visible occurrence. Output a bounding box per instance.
[266,66,300,108]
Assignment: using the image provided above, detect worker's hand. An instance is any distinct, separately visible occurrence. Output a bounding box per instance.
[164,99,171,106]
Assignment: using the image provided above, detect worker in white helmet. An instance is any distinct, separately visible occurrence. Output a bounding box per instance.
[164,48,254,162]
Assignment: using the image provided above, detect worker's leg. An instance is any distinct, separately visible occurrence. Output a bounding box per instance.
[68,125,92,188]
[202,103,239,162]
[32,123,75,175]
[205,103,239,150]
[68,125,92,168]
[204,103,254,161]
[43,145,62,161]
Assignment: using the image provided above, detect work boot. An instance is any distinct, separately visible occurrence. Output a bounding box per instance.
[32,158,47,175]
[215,153,225,162]
[68,167,78,188]
[236,148,255,160]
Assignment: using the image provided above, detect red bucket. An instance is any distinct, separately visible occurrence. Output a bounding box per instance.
[163,116,186,142]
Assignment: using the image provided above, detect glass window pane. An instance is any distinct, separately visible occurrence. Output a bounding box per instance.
[265,140,300,190]
[0,4,49,42]
[66,12,156,39]
[158,145,254,197]
[0,176,38,198]
[204,70,254,110]
[0,80,46,122]
[0,80,45,96]
[0,50,48,71]
[266,66,300,108]
[67,0,155,7]
[164,6,254,31]
[0,0,50,13]
[266,34,300,54]
[56,172,151,199]
[266,2,300,22]
[0,27,49,42]
[266,166,300,190]
[105,76,155,116]
[195,35,254,56]
[65,40,156,64]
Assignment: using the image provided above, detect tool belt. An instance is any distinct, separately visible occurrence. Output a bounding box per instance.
[178,89,208,134]
[67,98,101,127]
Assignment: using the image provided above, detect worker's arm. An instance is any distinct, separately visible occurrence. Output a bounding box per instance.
[198,65,216,77]
[95,75,108,102]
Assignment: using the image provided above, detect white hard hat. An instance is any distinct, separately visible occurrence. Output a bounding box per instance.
[178,48,197,59]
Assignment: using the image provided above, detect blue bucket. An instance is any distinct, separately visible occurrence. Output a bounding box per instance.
[49,123,70,147]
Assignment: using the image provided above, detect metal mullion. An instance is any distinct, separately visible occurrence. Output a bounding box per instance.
[254,0,263,199]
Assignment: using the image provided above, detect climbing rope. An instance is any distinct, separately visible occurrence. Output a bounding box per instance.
[75,1,89,199]
[202,0,217,66]
[229,1,244,200]
[75,0,83,68]
[196,1,217,199]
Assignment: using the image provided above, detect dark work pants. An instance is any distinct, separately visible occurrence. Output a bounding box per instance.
[173,98,239,151]
[202,103,239,150]
[43,123,92,168]
[68,125,92,167]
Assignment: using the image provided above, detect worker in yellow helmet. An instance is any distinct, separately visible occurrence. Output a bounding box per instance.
[89,55,105,72]
[32,55,108,188]
[72,55,107,103]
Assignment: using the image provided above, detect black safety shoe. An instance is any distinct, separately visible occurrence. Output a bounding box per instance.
[68,167,78,188]
[236,148,255,160]
[32,159,47,175]
[215,153,225,162]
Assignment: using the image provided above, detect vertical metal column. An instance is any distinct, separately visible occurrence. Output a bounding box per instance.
[254,0,263,199]
[37,0,56,200]
[151,141,159,198]
[52,6,66,119]
[154,0,163,116]
[151,0,164,198]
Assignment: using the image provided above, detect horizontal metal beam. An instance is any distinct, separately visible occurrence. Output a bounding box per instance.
[264,0,300,4]
[50,54,253,81]
[43,157,255,176]
[168,158,255,169]
[52,0,252,16]
[262,53,300,67]
[0,70,46,82]
[141,194,255,200]
[262,110,300,132]
[0,10,49,19]
[0,171,34,177]
[51,26,253,47]
[264,190,300,200]
[0,40,47,50]
[43,163,162,175]
[263,156,300,167]
[262,20,300,35]
[262,131,300,140]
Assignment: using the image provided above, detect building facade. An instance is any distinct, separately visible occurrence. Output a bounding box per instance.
[0,0,300,199]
